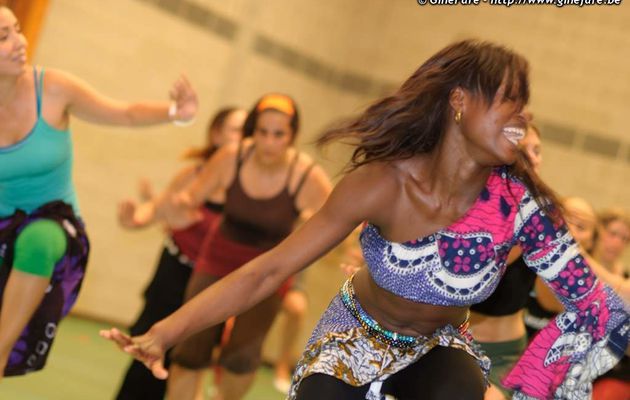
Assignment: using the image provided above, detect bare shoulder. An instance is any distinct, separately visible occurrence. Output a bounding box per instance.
[40,67,70,81]
[211,141,240,164]
[343,161,400,196]
[37,68,93,107]
[292,151,327,185]
[39,68,77,93]
[204,141,247,188]
[323,161,400,223]
[295,149,314,165]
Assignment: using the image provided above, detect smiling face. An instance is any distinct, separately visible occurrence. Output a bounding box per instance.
[0,7,27,76]
[252,110,294,165]
[456,79,528,166]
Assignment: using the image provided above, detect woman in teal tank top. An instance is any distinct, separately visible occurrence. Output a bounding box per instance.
[0,6,198,378]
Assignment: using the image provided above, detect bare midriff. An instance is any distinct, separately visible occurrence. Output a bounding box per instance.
[352,268,470,337]
[469,310,526,342]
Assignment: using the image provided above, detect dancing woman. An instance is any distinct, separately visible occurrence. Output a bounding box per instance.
[103,40,629,400]
[0,6,197,378]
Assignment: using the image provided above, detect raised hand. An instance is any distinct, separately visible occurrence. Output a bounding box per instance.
[155,191,202,230]
[117,199,157,229]
[118,199,141,229]
[169,75,198,122]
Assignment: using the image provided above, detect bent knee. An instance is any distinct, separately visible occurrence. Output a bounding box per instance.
[220,348,262,374]
[14,219,67,277]
[170,344,213,370]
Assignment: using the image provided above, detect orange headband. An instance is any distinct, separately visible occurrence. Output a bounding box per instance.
[256,95,295,117]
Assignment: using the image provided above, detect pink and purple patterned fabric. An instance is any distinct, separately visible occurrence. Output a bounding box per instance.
[359,166,629,399]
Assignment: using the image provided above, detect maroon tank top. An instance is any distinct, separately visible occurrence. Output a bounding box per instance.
[220,144,313,250]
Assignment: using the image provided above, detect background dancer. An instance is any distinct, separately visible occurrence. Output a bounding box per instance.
[115,107,245,399]
[121,93,331,400]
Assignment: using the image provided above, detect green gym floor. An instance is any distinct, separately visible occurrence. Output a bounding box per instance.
[0,316,285,400]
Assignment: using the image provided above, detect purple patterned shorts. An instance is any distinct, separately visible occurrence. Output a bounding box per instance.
[0,201,89,376]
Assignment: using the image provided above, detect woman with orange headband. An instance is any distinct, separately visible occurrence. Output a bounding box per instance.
[120,94,331,399]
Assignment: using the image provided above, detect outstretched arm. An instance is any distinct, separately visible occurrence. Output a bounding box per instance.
[118,164,203,230]
[503,191,630,399]
[170,143,238,210]
[48,69,197,126]
[101,165,379,378]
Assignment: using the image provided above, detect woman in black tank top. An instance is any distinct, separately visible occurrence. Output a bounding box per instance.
[141,94,331,400]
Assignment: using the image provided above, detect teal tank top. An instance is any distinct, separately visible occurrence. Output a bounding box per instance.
[0,68,79,217]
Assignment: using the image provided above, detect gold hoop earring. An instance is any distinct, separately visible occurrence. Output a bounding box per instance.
[455,111,462,124]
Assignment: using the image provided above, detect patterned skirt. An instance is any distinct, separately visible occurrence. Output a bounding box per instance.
[288,278,491,399]
[0,201,90,376]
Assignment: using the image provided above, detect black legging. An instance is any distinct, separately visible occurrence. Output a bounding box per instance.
[296,346,485,400]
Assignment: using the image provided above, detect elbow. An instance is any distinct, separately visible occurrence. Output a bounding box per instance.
[249,255,289,300]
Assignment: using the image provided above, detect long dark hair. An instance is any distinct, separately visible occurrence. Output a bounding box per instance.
[184,107,242,160]
[319,40,562,219]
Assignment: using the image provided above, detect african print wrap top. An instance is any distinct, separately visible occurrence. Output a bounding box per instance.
[360,166,629,399]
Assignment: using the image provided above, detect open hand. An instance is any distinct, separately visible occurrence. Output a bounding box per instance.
[118,200,141,228]
[161,191,202,230]
[118,199,158,229]
[100,328,169,379]
[169,75,198,122]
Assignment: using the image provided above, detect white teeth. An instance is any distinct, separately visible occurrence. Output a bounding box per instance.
[502,127,525,145]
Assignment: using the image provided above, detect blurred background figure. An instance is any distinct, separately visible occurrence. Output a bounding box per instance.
[272,272,309,394]
[115,107,246,400]
[591,208,630,400]
[163,94,332,400]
